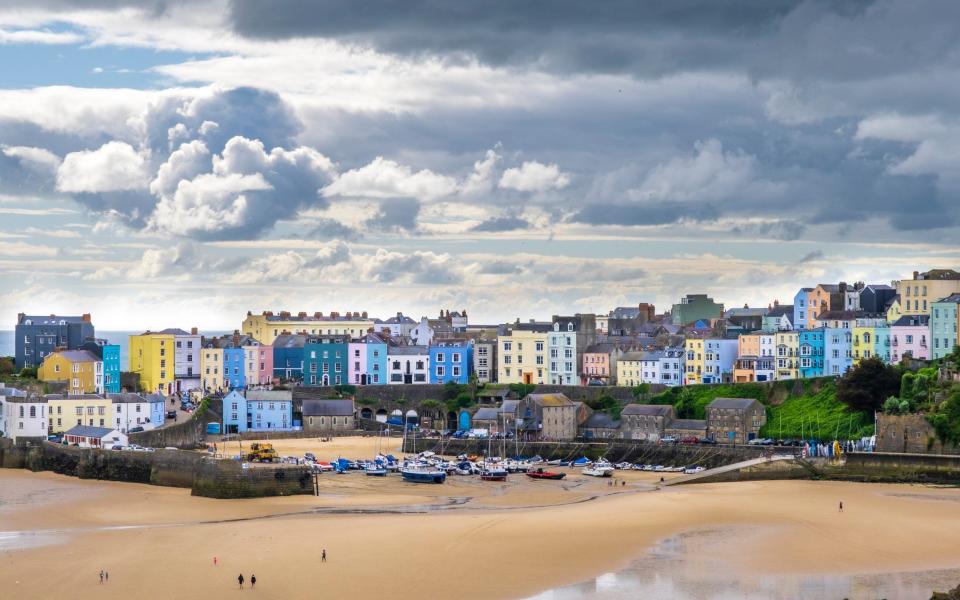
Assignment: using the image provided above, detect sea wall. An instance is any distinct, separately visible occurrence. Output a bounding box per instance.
[129,401,222,449]
[831,451,960,484]
[0,439,312,498]
[408,438,767,468]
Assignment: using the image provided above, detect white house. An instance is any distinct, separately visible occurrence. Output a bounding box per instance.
[375,312,418,338]
[63,425,128,449]
[703,338,738,384]
[410,317,435,346]
[388,346,430,384]
[547,321,577,385]
[160,328,202,393]
[2,392,48,441]
[639,348,684,387]
[110,392,166,433]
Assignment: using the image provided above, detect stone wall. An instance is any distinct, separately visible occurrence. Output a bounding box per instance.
[190,460,314,499]
[0,438,312,498]
[833,451,960,484]
[409,437,766,468]
[129,400,222,449]
[876,414,958,455]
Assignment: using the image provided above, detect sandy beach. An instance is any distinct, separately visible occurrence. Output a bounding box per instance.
[2,436,960,599]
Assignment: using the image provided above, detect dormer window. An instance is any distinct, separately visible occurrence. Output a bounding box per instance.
[567,323,574,332]
[553,323,560,331]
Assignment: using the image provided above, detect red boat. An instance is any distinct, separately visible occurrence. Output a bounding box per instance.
[526,468,566,480]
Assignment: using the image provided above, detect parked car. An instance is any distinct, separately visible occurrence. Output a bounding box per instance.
[697,437,717,445]
[680,436,699,445]
[111,444,124,451]
[304,452,317,462]
[660,435,678,444]
[47,434,62,444]
[128,426,145,433]
[684,465,705,475]
[166,410,177,419]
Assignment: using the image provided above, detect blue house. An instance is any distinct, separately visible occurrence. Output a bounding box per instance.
[15,313,96,370]
[793,288,812,331]
[824,327,853,376]
[103,344,122,393]
[272,334,308,382]
[224,346,245,389]
[304,335,349,386]
[363,333,388,385]
[222,390,294,433]
[428,339,474,384]
[799,328,825,378]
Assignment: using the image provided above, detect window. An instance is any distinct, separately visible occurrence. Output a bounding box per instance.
[436,365,446,377]
[503,341,512,351]
[452,353,460,363]
[452,366,461,377]
[535,341,544,352]
[435,353,444,362]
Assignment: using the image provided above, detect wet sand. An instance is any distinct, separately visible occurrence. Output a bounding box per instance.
[2,437,960,599]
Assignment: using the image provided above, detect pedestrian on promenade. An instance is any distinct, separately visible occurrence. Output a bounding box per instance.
[251,574,256,589]
[238,574,245,589]
[839,501,843,512]
[322,549,327,563]
[100,571,104,584]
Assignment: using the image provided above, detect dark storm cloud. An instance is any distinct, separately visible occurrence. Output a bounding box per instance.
[304,218,361,241]
[569,202,720,227]
[365,198,420,233]
[228,0,912,78]
[469,216,531,232]
[731,219,806,241]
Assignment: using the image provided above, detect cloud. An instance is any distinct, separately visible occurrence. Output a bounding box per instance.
[470,215,531,232]
[0,28,85,45]
[1,145,61,175]
[798,250,824,263]
[365,198,420,233]
[359,248,463,284]
[499,161,569,192]
[56,141,148,193]
[148,172,271,236]
[730,219,807,241]
[323,156,457,200]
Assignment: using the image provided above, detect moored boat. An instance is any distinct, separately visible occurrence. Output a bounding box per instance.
[582,465,614,477]
[526,468,566,480]
[401,464,447,484]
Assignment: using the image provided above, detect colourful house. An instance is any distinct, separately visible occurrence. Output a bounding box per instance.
[129,331,175,394]
[853,322,891,365]
[46,393,113,433]
[799,328,825,378]
[272,334,308,382]
[222,390,294,433]
[733,333,774,382]
[429,339,474,384]
[348,333,388,385]
[702,338,738,384]
[684,337,706,385]
[793,288,813,330]
[774,331,799,380]
[824,327,853,376]
[931,294,960,360]
[497,322,552,384]
[102,344,121,394]
[304,335,349,386]
[38,349,103,394]
[200,344,225,394]
[242,310,375,346]
[890,315,930,362]
[895,269,960,317]
[224,345,245,390]
[242,338,273,387]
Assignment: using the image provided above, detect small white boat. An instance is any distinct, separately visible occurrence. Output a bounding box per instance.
[582,465,614,477]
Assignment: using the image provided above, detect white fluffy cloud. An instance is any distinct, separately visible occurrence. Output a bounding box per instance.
[0,28,85,45]
[56,141,148,193]
[150,140,211,197]
[498,160,570,192]
[149,172,270,235]
[323,156,457,200]
[1,145,61,175]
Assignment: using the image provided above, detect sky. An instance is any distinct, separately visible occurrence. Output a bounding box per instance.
[0,0,958,330]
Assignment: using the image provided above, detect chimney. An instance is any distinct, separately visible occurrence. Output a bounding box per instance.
[331,311,339,318]
[247,311,252,316]
[774,300,779,307]
[362,311,368,318]
[232,330,240,346]
[17,312,24,323]
[913,271,919,279]
[298,311,307,318]
[191,327,198,335]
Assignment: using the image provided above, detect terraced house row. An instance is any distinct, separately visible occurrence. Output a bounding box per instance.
[12,269,960,394]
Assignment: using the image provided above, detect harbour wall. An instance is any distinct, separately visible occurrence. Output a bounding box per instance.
[129,400,222,449]
[407,438,768,468]
[0,439,312,499]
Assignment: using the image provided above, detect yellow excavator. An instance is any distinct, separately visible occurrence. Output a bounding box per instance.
[244,442,278,463]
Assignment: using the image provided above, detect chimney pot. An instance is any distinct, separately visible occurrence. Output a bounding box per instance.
[191,327,198,335]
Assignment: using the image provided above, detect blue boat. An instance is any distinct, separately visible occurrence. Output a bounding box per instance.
[400,465,447,484]
[365,467,388,476]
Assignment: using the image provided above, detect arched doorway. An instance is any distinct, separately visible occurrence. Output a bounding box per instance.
[375,409,388,423]
[458,411,471,431]
[361,374,368,385]
[405,409,419,425]
[360,407,373,420]
[446,411,457,430]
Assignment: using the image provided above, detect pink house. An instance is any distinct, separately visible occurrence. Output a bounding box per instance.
[580,343,623,385]
[243,339,274,386]
[348,340,369,385]
[890,315,930,363]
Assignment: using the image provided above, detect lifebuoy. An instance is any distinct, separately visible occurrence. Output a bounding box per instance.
[801,448,808,458]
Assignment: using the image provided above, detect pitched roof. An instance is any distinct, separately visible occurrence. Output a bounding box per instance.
[891,315,930,327]
[302,399,354,416]
[707,397,761,410]
[388,345,429,355]
[18,314,90,325]
[157,328,191,335]
[506,322,552,333]
[621,404,673,417]
[500,400,519,415]
[527,393,573,407]
[64,425,116,438]
[766,305,794,319]
[246,390,292,402]
[48,349,100,363]
[668,419,707,430]
[582,413,619,429]
[45,393,103,400]
[108,393,156,404]
[472,407,500,421]
[936,293,960,304]
[271,334,309,349]
[620,351,645,361]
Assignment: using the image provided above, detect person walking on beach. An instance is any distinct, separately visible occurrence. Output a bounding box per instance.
[238,574,245,589]
[99,571,104,584]
[322,549,327,563]
[214,556,218,566]
[839,501,843,512]
[105,571,108,583]
[251,574,256,589]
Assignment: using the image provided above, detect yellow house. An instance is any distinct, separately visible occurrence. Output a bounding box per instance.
[242,310,375,345]
[852,325,875,365]
[617,352,645,387]
[895,269,960,317]
[46,393,113,433]
[497,322,552,384]
[886,297,902,323]
[129,332,175,394]
[38,350,103,394]
[200,346,226,393]
[684,337,705,385]
[774,331,799,380]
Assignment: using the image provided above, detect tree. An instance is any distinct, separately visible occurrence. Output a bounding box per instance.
[0,357,14,376]
[508,383,536,399]
[882,396,902,415]
[836,358,901,413]
[442,380,463,401]
[674,388,697,419]
[19,366,37,379]
[631,383,651,399]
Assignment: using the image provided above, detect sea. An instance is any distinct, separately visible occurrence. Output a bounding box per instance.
[0,330,231,367]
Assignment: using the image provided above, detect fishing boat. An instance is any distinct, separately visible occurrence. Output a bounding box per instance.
[582,463,614,477]
[480,463,508,481]
[400,464,447,484]
[365,464,388,476]
[526,468,566,480]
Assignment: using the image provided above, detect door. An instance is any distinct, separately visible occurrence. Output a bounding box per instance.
[523,372,532,384]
